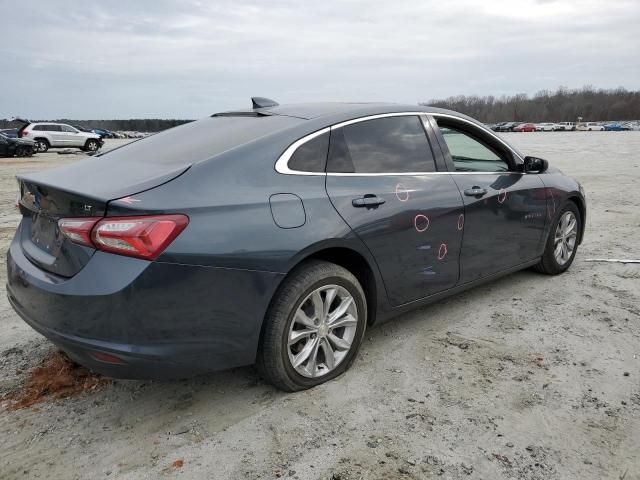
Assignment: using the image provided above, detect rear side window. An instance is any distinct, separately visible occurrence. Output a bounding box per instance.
[327,116,436,173]
[288,132,329,172]
[34,124,60,132]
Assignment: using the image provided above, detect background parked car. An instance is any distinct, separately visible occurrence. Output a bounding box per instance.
[0,131,35,157]
[513,123,536,132]
[92,128,116,139]
[535,123,559,132]
[603,123,629,131]
[18,122,104,152]
[576,122,605,131]
[496,122,519,132]
[557,122,576,131]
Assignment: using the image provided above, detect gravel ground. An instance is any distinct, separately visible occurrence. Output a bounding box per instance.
[0,133,638,480]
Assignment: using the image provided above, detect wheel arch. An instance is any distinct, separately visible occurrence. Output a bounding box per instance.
[566,195,586,244]
[267,242,383,331]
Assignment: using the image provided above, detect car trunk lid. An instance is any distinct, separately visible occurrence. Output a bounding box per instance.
[17,162,190,277]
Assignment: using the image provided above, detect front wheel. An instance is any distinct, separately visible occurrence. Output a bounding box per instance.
[257,261,367,391]
[84,139,100,152]
[533,202,581,275]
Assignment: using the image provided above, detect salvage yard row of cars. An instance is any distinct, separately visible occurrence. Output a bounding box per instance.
[490,120,640,132]
[0,122,150,156]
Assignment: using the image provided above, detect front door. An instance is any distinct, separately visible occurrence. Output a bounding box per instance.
[61,125,84,146]
[429,117,547,283]
[325,114,464,306]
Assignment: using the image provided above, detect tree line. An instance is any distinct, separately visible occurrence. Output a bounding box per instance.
[0,118,193,132]
[424,86,640,123]
[3,86,639,129]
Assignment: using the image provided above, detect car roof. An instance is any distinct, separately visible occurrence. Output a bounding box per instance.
[254,102,472,122]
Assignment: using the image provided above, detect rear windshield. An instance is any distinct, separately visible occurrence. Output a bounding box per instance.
[100,115,303,166]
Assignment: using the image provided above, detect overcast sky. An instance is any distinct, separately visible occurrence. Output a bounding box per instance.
[2,0,639,119]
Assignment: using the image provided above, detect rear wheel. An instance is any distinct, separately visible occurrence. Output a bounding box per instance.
[34,139,49,153]
[257,261,367,391]
[533,202,581,275]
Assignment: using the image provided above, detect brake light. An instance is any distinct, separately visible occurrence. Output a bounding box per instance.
[58,214,189,260]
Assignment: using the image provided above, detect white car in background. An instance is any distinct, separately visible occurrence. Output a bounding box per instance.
[576,122,605,131]
[535,123,559,132]
[18,122,103,153]
[557,122,576,131]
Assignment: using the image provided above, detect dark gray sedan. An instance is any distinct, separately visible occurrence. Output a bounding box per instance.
[6,99,586,391]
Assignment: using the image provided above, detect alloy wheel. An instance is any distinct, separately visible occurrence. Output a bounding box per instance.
[554,211,578,265]
[287,285,358,378]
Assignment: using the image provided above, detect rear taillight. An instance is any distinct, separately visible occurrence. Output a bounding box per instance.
[58,214,189,260]
[58,218,101,247]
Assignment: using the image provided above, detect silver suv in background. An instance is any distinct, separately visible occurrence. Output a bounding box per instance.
[557,122,576,131]
[18,123,103,153]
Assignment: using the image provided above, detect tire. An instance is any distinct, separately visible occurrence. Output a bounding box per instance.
[15,146,25,157]
[256,260,367,391]
[533,202,581,275]
[84,139,100,152]
[34,139,49,153]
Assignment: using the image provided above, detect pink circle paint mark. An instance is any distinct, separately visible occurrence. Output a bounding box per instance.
[457,214,464,231]
[497,189,507,204]
[395,183,410,202]
[437,243,448,260]
[414,214,430,232]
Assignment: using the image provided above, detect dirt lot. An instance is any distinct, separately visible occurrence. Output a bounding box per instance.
[0,133,638,480]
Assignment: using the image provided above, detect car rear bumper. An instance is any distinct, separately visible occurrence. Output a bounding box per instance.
[6,230,285,379]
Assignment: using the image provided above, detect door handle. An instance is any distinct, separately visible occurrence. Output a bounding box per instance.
[352,194,386,208]
[464,186,487,197]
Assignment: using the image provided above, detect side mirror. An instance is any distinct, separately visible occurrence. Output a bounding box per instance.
[523,156,549,173]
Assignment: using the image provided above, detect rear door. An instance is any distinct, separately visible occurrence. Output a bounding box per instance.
[46,124,65,146]
[429,116,547,283]
[325,114,464,307]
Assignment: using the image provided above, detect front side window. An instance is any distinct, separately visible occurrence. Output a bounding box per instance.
[327,116,436,173]
[61,125,77,133]
[288,131,329,172]
[437,124,509,172]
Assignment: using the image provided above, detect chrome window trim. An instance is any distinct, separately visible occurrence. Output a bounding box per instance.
[274,111,524,176]
[325,171,519,177]
[274,127,331,176]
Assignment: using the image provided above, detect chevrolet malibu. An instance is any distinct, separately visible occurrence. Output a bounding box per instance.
[7,99,586,391]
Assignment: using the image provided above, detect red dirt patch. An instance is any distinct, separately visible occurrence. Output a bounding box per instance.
[172,459,184,469]
[1,350,111,410]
